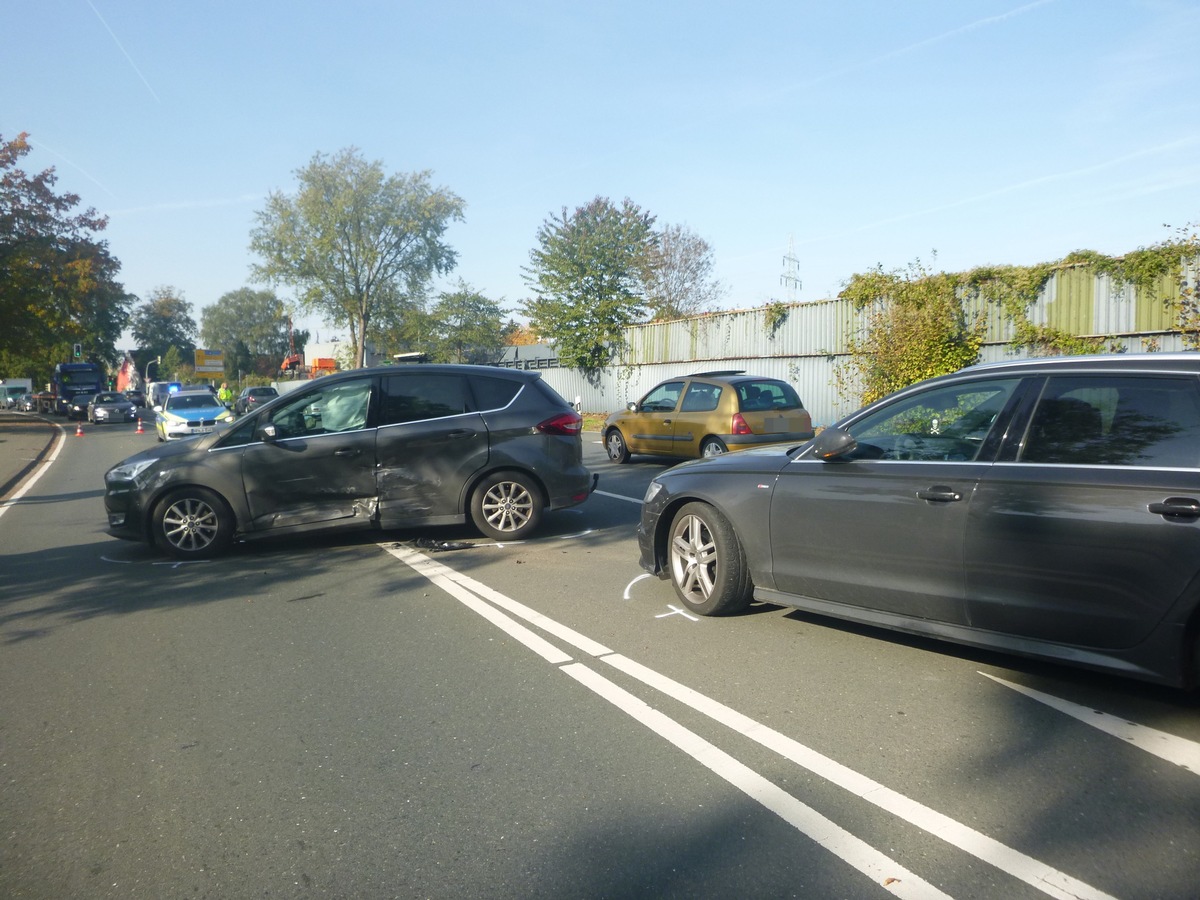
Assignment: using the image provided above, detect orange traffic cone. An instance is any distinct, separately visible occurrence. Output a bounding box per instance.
[75,421,84,437]
[136,418,144,434]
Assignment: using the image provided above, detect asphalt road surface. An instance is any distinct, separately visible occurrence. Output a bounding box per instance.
[1,422,1198,898]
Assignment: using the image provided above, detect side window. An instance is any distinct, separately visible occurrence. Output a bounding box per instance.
[847,378,1020,461]
[270,378,373,438]
[680,383,721,413]
[641,381,684,412]
[1022,375,1200,467]
[381,374,469,425]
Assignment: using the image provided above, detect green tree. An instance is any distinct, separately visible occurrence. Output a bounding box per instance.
[520,196,657,371]
[200,288,308,377]
[249,147,465,368]
[837,258,985,405]
[428,281,509,364]
[0,132,132,385]
[131,286,197,369]
[640,223,726,320]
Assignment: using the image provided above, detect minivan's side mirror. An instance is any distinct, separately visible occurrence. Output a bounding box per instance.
[257,422,277,443]
[809,426,857,460]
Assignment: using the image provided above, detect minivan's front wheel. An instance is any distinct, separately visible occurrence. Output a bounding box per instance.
[471,471,544,540]
[667,502,752,616]
[152,487,234,559]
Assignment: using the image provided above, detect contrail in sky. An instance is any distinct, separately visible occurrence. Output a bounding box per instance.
[797,135,1200,243]
[790,0,1058,92]
[86,0,161,102]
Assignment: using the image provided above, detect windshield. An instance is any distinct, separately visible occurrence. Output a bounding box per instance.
[166,394,220,411]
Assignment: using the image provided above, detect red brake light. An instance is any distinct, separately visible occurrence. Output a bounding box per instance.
[731,413,753,435]
[537,411,583,436]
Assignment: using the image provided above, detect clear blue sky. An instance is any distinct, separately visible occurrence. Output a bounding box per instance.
[5,1,1199,346]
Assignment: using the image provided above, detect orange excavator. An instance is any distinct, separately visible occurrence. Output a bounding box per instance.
[280,315,303,375]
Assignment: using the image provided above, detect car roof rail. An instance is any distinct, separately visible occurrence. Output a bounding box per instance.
[690,370,746,377]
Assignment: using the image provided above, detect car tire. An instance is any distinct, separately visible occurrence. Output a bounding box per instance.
[700,437,728,457]
[605,428,631,463]
[151,487,234,559]
[470,471,544,541]
[667,501,752,616]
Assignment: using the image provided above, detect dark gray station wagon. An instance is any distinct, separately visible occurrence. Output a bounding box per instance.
[638,353,1200,688]
[105,365,596,558]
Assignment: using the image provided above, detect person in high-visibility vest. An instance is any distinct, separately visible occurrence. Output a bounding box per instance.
[217,382,233,407]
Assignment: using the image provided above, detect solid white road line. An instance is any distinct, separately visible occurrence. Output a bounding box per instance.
[0,421,65,522]
[981,672,1200,774]
[561,662,953,900]
[384,544,1118,900]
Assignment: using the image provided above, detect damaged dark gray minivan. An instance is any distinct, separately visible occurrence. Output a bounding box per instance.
[104,364,597,558]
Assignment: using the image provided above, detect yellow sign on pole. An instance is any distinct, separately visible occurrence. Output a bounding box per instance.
[194,349,225,374]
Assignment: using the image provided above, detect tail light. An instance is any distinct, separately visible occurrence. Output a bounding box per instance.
[536,411,583,435]
[731,413,753,435]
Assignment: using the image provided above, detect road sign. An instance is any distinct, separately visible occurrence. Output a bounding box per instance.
[194,348,225,374]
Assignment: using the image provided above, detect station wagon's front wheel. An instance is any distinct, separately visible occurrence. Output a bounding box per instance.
[667,502,752,616]
[152,487,234,559]
[471,471,544,541]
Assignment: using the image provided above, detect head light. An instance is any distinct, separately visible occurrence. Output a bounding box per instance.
[105,458,156,484]
[643,481,664,503]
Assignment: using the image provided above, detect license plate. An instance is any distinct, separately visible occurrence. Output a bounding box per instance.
[190,427,213,434]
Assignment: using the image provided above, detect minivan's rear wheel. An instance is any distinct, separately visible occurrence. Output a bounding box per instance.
[605,428,630,463]
[667,502,752,615]
[471,471,543,540]
[152,487,234,559]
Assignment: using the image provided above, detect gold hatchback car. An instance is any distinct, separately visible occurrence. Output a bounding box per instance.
[603,371,814,462]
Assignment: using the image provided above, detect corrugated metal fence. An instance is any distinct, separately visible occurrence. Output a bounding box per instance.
[524,262,1197,427]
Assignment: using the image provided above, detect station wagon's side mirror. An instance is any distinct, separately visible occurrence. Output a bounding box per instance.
[809,426,857,460]
[257,422,277,443]
[152,404,162,413]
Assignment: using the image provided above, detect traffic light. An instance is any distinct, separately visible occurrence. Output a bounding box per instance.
[73,343,81,358]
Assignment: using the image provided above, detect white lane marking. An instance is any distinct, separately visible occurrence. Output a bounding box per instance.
[595,489,641,504]
[387,543,950,899]
[623,573,652,599]
[981,672,1200,774]
[384,544,1117,900]
[601,655,1117,900]
[386,545,571,664]
[388,544,615,657]
[0,422,66,522]
[562,662,952,900]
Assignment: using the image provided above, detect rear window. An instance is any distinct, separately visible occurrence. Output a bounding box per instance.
[737,380,802,412]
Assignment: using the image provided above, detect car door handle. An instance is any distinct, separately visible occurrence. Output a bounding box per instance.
[446,429,476,440]
[334,448,361,457]
[1148,497,1200,519]
[916,486,962,503]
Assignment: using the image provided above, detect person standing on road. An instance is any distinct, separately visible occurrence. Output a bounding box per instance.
[218,382,233,407]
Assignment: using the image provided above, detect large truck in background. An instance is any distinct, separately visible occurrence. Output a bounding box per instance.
[51,362,105,415]
[1,378,33,408]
